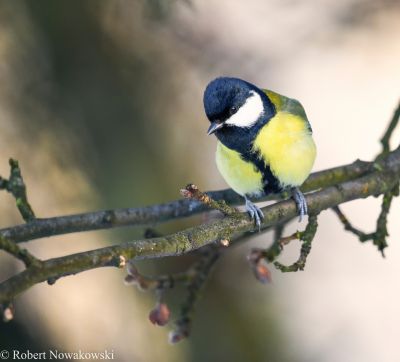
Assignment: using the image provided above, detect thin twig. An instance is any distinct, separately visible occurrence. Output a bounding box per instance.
[381,101,400,154]
[0,235,41,268]
[373,183,399,255]
[247,226,305,281]
[124,262,190,291]
[332,182,399,256]
[274,214,319,272]
[0,159,35,222]
[331,206,373,241]
[169,246,220,343]
[180,183,237,216]
[273,223,286,243]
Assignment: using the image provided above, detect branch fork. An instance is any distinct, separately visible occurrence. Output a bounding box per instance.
[0,101,399,342]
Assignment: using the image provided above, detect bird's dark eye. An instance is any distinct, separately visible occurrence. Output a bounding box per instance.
[229,106,238,116]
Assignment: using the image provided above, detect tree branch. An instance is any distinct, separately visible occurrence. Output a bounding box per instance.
[1,144,399,304]
[0,159,371,244]
[1,101,399,343]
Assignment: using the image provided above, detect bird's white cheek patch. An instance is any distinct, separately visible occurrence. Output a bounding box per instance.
[225,91,264,128]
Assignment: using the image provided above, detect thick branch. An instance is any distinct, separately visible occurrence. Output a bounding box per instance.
[1,147,399,304]
[0,159,371,243]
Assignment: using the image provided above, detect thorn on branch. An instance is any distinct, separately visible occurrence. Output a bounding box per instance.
[0,158,35,222]
[180,184,237,216]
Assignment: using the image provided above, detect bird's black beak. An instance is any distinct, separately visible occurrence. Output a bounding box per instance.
[207,121,224,135]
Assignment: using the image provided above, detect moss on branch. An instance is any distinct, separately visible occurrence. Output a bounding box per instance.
[1,144,400,304]
[0,159,35,222]
[0,159,372,244]
[0,235,41,268]
[274,214,319,272]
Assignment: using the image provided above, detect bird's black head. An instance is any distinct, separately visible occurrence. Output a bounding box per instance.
[203,77,275,138]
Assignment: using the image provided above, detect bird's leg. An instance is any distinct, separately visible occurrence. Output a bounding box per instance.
[291,187,308,222]
[244,196,264,230]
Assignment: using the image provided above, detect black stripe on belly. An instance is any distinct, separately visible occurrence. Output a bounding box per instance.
[216,126,283,195]
[242,150,283,195]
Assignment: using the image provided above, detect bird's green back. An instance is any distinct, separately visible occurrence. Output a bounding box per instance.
[263,89,309,124]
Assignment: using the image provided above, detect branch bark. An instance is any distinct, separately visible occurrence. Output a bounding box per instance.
[1,144,399,304]
[0,159,371,243]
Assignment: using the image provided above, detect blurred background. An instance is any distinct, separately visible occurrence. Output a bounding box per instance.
[0,0,399,361]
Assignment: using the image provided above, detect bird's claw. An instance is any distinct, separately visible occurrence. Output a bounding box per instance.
[245,198,264,230]
[292,187,308,222]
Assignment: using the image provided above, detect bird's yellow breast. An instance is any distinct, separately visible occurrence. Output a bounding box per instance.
[252,112,316,187]
[216,142,263,196]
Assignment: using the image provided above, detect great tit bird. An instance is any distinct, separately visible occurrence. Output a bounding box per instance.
[203,77,316,227]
